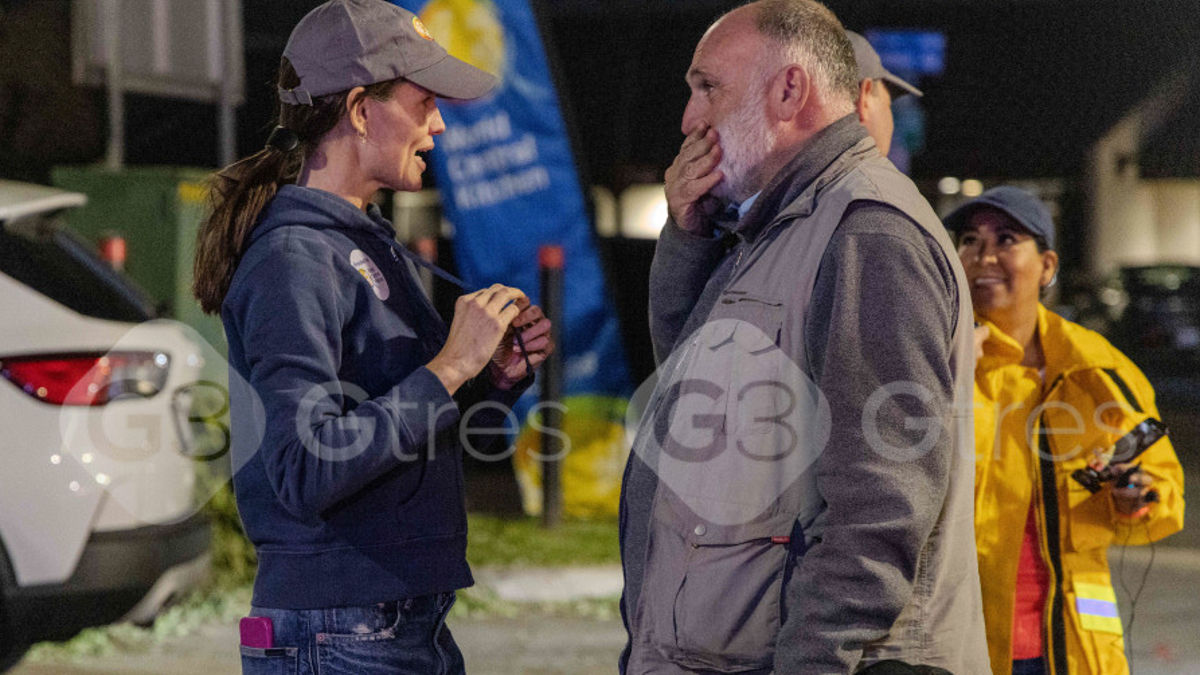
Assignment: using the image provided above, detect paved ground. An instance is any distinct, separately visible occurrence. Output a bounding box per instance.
[1112,546,1200,674]
[9,545,1200,675]
[9,613,629,675]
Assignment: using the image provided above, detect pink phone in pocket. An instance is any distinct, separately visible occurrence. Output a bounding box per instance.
[239,616,274,649]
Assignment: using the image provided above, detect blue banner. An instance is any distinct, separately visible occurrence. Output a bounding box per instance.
[390,0,630,401]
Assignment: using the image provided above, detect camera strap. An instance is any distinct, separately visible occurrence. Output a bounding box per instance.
[383,237,534,380]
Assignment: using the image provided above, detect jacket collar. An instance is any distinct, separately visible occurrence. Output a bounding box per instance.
[735,114,871,243]
[1037,303,1123,379]
[977,303,1123,379]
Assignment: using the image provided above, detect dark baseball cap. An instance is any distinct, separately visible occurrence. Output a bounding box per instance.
[847,31,922,98]
[279,0,497,105]
[943,186,1056,250]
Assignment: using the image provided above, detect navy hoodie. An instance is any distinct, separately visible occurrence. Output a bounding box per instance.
[223,185,527,609]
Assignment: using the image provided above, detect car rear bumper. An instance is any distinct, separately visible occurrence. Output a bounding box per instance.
[5,511,210,643]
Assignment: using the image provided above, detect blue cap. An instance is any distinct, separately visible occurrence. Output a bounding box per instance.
[943,185,1055,250]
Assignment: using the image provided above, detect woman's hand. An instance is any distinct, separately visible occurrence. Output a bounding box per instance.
[489,303,554,389]
[1108,462,1157,517]
[427,284,527,395]
[973,324,990,361]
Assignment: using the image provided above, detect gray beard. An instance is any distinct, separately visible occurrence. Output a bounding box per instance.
[712,94,777,204]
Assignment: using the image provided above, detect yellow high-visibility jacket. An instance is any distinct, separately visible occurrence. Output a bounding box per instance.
[973,304,1184,675]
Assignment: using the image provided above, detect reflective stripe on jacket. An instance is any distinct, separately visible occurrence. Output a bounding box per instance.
[973,303,1185,675]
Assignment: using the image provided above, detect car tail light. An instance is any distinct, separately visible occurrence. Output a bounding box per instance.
[0,351,169,406]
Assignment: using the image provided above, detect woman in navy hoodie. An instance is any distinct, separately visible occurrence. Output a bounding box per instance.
[192,2,553,673]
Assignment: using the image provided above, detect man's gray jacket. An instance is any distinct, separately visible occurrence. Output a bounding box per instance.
[619,117,990,674]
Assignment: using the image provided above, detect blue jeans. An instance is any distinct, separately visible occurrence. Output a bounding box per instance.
[239,592,463,675]
[1012,657,1047,675]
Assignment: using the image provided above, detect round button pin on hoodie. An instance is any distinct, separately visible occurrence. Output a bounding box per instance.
[350,249,390,301]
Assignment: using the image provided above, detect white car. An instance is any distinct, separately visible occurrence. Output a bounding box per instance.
[0,180,216,670]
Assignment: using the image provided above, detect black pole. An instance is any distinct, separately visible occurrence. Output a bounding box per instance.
[539,245,565,528]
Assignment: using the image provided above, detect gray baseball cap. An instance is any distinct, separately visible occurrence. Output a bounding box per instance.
[847,31,922,98]
[279,0,497,105]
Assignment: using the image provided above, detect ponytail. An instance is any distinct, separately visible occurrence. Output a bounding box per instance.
[193,144,299,314]
[192,58,397,314]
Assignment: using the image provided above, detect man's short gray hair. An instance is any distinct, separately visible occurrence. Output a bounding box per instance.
[752,0,859,109]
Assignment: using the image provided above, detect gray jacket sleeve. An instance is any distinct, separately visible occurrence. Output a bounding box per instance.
[774,202,958,674]
[647,219,727,363]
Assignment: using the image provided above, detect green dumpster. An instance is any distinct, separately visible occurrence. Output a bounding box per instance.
[50,165,225,355]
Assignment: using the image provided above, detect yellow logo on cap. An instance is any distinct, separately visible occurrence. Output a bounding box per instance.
[412,16,435,41]
[420,0,506,77]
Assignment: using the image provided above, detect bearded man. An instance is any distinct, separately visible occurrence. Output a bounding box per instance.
[618,1,990,673]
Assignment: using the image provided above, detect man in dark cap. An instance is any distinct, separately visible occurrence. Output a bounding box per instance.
[847,30,922,157]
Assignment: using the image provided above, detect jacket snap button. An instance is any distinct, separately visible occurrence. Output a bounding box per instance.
[694,524,707,536]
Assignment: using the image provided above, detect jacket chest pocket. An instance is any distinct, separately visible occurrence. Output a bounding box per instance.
[709,291,784,343]
[704,292,790,438]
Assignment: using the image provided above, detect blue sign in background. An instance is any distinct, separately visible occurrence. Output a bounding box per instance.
[390,0,630,403]
[864,29,946,76]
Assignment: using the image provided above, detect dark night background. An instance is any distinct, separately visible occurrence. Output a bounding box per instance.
[5,0,1199,185]
[2,0,1200,385]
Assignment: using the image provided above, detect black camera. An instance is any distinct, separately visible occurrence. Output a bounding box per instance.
[1070,417,1167,501]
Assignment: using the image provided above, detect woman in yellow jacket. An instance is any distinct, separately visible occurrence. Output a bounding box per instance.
[945,186,1185,675]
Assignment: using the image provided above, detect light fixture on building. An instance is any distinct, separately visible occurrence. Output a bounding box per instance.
[961,179,984,197]
[937,177,961,195]
[618,185,669,239]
